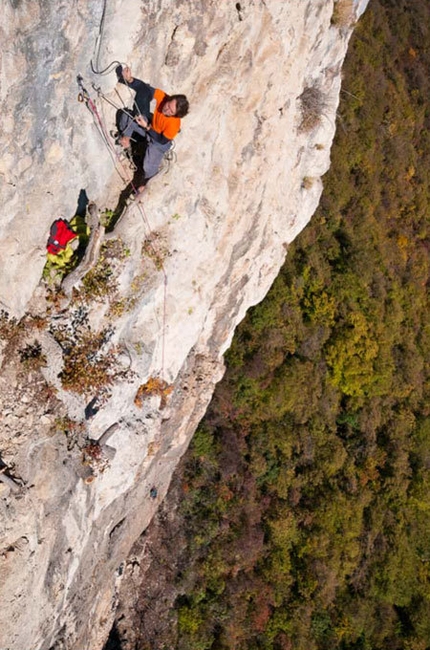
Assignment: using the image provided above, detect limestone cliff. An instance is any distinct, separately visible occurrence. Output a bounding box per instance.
[0,1,368,648]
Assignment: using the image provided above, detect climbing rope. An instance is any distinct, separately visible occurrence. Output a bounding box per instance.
[76,73,169,377]
[77,75,129,184]
[90,0,143,116]
[90,0,121,76]
[80,0,176,376]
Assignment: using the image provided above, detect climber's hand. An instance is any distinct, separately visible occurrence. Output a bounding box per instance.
[136,115,148,129]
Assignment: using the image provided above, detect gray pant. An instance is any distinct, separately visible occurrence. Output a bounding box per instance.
[119,112,171,182]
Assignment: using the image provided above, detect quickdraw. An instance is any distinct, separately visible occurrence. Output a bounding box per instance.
[77,75,98,113]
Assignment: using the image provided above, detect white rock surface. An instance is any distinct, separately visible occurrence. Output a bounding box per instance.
[0,1,369,648]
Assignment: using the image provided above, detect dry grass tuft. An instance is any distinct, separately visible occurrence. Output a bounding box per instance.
[298,84,327,133]
[135,377,173,409]
[331,0,356,28]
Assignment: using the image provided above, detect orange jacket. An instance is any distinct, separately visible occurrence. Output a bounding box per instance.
[151,88,180,141]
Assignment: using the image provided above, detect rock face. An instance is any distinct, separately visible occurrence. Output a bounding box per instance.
[0,1,368,648]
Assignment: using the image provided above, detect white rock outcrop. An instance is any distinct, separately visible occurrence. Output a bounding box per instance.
[0,1,369,648]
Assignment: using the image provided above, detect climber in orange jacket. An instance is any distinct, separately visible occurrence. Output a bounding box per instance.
[116,65,189,190]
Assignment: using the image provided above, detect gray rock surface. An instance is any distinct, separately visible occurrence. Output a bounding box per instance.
[0,1,369,648]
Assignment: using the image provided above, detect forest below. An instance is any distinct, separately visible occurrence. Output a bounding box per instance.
[108,0,430,648]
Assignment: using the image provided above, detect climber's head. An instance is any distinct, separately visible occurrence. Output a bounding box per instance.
[162,94,189,118]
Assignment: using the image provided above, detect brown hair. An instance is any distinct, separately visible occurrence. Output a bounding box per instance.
[170,94,189,118]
